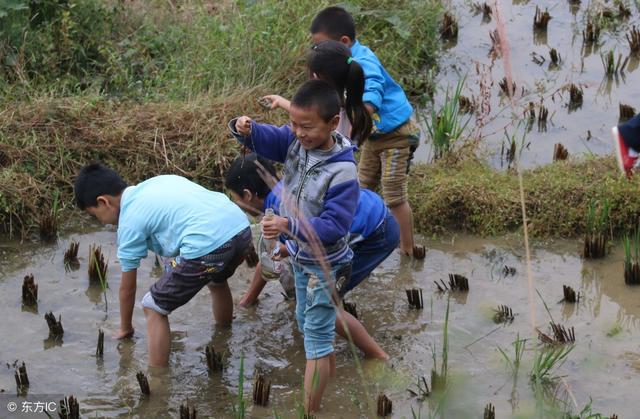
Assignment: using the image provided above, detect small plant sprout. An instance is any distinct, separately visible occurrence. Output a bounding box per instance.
[38,194,60,242]
[458,95,475,114]
[537,104,549,132]
[582,19,601,49]
[583,199,610,259]
[448,273,469,292]
[628,26,640,55]
[64,241,80,270]
[232,355,246,419]
[14,362,29,395]
[493,305,515,324]
[96,329,104,358]
[619,103,636,123]
[623,228,640,285]
[180,400,197,419]
[498,77,516,97]
[424,78,470,159]
[471,2,492,22]
[562,285,579,303]
[252,372,271,406]
[22,274,38,306]
[549,48,561,67]
[530,345,574,384]
[136,371,151,396]
[45,311,64,339]
[377,393,392,417]
[205,343,225,372]
[484,402,495,419]
[88,244,108,283]
[406,288,424,309]
[553,143,569,161]
[407,376,431,400]
[497,334,526,375]
[601,49,629,78]
[503,265,516,276]
[440,12,459,40]
[431,297,451,392]
[59,395,80,419]
[533,6,551,30]
[568,83,583,110]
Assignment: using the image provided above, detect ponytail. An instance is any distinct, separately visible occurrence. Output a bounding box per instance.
[308,40,372,145]
[344,58,372,145]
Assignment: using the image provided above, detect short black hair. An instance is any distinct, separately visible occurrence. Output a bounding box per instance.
[224,153,278,199]
[74,163,127,210]
[310,6,356,41]
[291,79,341,123]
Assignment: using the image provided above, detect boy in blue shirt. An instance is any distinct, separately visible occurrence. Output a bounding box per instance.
[225,153,395,361]
[74,163,251,366]
[310,6,425,259]
[229,80,360,413]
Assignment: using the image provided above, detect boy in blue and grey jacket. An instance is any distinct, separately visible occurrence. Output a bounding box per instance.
[311,6,425,259]
[229,80,358,413]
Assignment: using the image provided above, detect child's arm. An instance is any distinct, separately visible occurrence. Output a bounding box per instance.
[261,95,292,112]
[356,56,386,114]
[262,178,359,245]
[229,116,296,163]
[238,262,267,307]
[117,269,137,338]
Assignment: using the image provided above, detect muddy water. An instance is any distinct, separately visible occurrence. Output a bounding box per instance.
[1,226,639,418]
[414,0,640,168]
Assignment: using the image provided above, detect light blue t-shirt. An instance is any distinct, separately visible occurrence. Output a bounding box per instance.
[117,175,249,272]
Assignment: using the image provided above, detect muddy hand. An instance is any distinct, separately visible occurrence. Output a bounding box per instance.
[235,116,253,136]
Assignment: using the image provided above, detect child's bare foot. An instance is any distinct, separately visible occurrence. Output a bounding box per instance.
[114,327,134,339]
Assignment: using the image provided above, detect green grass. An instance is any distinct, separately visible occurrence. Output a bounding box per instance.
[232,354,246,419]
[623,228,640,271]
[408,155,640,237]
[423,77,470,160]
[0,0,443,237]
[497,333,527,375]
[530,345,574,385]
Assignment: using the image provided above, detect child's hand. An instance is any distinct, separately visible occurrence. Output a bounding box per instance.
[261,95,291,112]
[262,215,288,240]
[235,116,253,136]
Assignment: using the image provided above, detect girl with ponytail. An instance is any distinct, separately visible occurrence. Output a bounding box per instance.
[262,40,372,145]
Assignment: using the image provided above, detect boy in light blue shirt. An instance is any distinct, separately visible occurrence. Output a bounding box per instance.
[74,163,251,366]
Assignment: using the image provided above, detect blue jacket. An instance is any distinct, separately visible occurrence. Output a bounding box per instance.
[351,40,413,134]
[229,119,359,265]
[264,181,386,244]
[117,175,249,272]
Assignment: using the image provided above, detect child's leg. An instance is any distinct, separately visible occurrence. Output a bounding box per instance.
[304,355,333,413]
[141,297,171,366]
[208,282,233,326]
[335,309,388,360]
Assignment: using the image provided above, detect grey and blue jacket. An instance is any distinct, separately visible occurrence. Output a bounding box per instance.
[229,119,359,265]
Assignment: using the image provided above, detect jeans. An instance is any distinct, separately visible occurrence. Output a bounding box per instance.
[292,258,350,360]
[339,212,400,297]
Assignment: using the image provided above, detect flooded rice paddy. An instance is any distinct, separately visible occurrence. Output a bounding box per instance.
[415,0,640,167]
[1,228,639,418]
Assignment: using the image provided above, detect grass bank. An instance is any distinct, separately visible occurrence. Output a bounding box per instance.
[0,0,442,237]
[409,156,640,238]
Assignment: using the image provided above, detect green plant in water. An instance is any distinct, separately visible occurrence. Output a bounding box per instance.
[424,78,470,160]
[232,354,246,419]
[430,296,450,391]
[530,345,574,384]
[622,227,640,284]
[497,333,526,375]
[93,255,108,313]
[600,49,629,77]
[583,199,610,259]
[606,323,623,337]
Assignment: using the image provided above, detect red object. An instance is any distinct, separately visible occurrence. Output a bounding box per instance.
[612,126,637,177]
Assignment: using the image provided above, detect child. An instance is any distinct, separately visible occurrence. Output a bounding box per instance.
[612,113,640,176]
[225,153,399,301]
[263,40,372,144]
[74,164,251,367]
[225,153,395,359]
[229,80,366,412]
[310,6,425,259]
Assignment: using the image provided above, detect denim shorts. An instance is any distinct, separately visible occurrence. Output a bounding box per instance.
[337,211,400,297]
[142,227,252,315]
[292,257,351,360]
